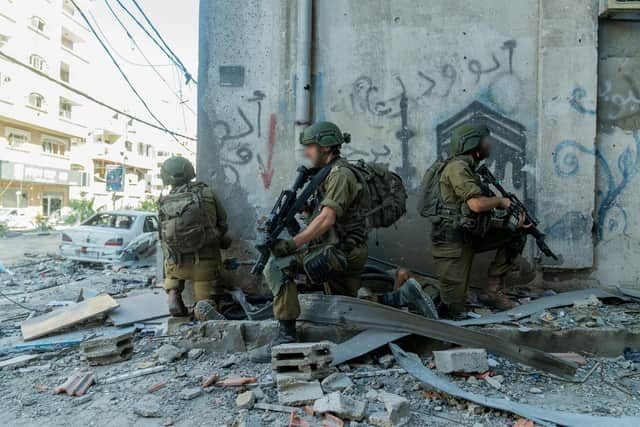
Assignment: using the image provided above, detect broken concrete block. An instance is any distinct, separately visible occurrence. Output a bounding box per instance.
[378,354,395,369]
[179,387,203,400]
[80,329,134,365]
[433,348,488,374]
[188,348,204,359]
[133,397,162,418]
[272,341,333,380]
[156,344,185,363]
[376,391,409,426]
[236,390,256,409]
[276,374,324,406]
[312,391,367,421]
[485,375,504,391]
[321,372,354,392]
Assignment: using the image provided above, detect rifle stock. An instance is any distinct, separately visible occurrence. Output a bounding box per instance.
[476,164,559,261]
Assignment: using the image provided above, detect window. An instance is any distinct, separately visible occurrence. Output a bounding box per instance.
[124,140,133,152]
[29,54,46,71]
[60,62,70,83]
[62,0,75,16]
[146,145,153,157]
[84,213,135,229]
[42,136,67,156]
[5,127,31,147]
[59,98,72,119]
[28,92,45,109]
[30,16,46,33]
[137,142,144,156]
[61,34,73,50]
[143,216,159,232]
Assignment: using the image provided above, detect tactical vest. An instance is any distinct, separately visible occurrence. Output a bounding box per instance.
[418,158,490,237]
[158,182,219,259]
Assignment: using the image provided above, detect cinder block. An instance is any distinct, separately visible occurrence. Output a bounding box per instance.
[80,330,134,365]
[433,348,488,374]
[272,341,334,380]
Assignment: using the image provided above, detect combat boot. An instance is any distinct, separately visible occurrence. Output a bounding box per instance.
[478,276,517,311]
[194,300,225,321]
[248,320,297,363]
[380,278,438,319]
[167,289,188,317]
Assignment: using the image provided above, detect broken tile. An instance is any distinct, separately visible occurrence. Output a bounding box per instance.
[54,372,96,396]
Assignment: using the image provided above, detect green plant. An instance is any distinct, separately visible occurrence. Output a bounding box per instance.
[65,198,95,224]
[139,197,158,212]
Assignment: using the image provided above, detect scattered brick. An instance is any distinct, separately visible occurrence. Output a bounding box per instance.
[34,386,48,393]
[54,372,96,396]
[201,374,220,388]
[147,383,166,393]
[215,376,257,387]
[322,413,345,427]
[288,411,310,427]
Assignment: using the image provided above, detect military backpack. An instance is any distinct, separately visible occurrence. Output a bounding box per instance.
[158,183,218,256]
[347,160,408,229]
[417,160,449,222]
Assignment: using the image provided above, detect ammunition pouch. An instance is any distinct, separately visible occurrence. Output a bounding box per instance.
[303,245,347,284]
[458,204,490,237]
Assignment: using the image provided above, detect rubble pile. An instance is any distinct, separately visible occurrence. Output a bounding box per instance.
[2,249,640,426]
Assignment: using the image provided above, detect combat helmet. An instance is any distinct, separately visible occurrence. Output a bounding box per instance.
[299,121,351,147]
[160,156,195,186]
[450,123,490,156]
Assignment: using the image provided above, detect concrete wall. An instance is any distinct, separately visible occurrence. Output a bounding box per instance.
[198,0,640,288]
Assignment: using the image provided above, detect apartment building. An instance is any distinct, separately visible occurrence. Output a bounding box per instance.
[0,0,193,220]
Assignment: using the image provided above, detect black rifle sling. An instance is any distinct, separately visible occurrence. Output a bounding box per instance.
[271,165,333,239]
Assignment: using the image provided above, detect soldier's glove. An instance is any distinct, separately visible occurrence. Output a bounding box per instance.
[271,239,298,258]
[220,234,232,250]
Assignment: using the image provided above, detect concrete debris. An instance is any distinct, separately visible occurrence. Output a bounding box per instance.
[216,376,257,387]
[0,354,39,370]
[485,375,504,391]
[71,393,94,406]
[312,391,367,421]
[133,397,163,418]
[378,354,395,369]
[433,348,489,374]
[202,374,220,388]
[156,344,185,363]
[147,383,166,393]
[573,295,603,308]
[253,402,299,413]
[188,348,204,359]
[80,329,134,365]
[236,390,256,409]
[272,341,334,380]
[54,372,96,396]
[179,387,203,400]
[528,387,543,394]
[231,413,265,427]
[276,375,324,406]
[288,411,310,427]
[320,372,354,392]
[101,366,166,384]
[375,391,410,426]
[321,413,345,427]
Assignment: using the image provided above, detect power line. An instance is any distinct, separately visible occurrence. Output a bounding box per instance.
[129,0,197,85]
[0,49,196,147]
[114,0,196,85]
[69,0,180,145]
[103,0,196,116]
[88,7,173,68]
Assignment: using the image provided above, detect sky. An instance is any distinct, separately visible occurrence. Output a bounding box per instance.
[85,0,199,144]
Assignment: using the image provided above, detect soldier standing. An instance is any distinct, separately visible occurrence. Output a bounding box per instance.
[427,124,529,319]
[158,156,232,321]
[250,121,369,362]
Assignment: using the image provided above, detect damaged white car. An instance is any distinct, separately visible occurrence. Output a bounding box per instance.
[59,210,159,263]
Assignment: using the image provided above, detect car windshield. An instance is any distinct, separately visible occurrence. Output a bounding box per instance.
[0,208,15,216]
[83,213,135,229]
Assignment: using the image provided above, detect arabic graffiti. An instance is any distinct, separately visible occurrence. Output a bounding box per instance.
[552,131,640,240]
[598,76,640,130]
[437,101,528,189]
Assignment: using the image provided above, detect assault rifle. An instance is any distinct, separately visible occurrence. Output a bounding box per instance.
[477,164,559,261]
[251,164,332,275]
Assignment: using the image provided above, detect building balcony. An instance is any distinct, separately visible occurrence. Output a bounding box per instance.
[0,142,71,171]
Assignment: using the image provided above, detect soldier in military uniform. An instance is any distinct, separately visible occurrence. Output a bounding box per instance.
[158,156,232,321]
[250,121,369,362]
[430,124,528,319]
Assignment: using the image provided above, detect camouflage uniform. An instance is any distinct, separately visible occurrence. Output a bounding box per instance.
[264,157,368,320]
[432,154,525,315]
[163,183,229,305]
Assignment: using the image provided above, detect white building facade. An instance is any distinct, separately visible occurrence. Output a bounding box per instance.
[0,0,193,220]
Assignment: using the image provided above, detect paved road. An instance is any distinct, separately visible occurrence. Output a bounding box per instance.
[1,233,61,266]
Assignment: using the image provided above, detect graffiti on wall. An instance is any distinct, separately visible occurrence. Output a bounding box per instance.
[321,40,525,188]
[550,132,640,241]
[598,75,640,130]
[436,101,528,189]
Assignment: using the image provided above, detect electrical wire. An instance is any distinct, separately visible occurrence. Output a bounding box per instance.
[0,49,196,148]
[0,289,44,313]
[114,0,196,85]
[103,0,195,116]
[88,7,173,68]
[69,0,180,145]
[129,0,197,85]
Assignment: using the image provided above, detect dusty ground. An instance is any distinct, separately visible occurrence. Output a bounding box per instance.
[1,234,640,426]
